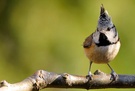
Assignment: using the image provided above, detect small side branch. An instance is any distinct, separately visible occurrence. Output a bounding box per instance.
[0,70,135,91]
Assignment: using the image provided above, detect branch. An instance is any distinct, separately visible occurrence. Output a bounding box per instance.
[0,70,135,91]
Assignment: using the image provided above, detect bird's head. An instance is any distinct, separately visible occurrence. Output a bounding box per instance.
[93,4,118,44]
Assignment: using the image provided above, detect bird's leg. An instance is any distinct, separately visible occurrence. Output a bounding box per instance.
[87,61,93,80]
[107,63,118,81]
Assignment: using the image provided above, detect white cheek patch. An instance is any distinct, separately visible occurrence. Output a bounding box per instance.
[105,29,118,43]
[93,32,100,43]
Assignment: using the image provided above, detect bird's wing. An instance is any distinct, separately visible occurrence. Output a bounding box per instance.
[83,34,93,48]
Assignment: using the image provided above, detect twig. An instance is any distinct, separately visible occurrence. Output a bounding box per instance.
[0,70,135,91]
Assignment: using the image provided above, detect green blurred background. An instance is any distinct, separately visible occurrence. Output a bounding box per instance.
[0,0,135,91]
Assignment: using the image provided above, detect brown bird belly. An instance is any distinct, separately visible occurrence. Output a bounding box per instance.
[84,41,120,64]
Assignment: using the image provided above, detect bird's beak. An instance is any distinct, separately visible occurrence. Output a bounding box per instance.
[100,4,105,15]
[100,4,109,17]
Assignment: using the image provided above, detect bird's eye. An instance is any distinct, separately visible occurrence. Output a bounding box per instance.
[97,28,99,31]
[107,27,110,31]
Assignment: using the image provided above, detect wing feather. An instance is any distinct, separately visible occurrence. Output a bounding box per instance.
[83,34,93,48]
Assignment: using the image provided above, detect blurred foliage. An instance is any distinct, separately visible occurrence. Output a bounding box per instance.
[0,0,135,91]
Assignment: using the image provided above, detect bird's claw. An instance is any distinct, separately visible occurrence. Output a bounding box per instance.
[86,71,93,80]
[110,71,118,81]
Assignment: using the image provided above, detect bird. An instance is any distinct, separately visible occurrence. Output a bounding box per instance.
[83,4,120,80]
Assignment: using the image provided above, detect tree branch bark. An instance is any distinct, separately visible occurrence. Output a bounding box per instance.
[0,70,135,91]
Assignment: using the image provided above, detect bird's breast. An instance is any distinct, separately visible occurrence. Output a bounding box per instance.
[84,41,120,64]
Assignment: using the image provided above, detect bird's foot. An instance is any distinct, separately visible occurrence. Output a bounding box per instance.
[86,71,93,80]
[110,71,118,81]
